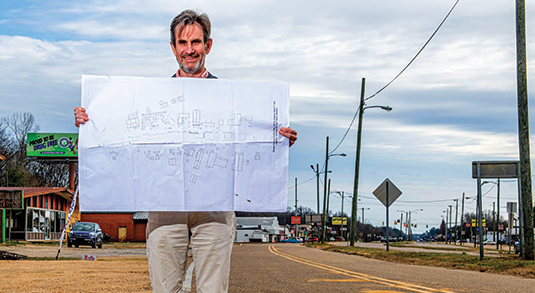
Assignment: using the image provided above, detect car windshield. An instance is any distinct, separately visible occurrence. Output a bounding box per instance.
[72,223,95,232]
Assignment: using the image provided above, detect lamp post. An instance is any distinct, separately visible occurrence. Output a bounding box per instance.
[460,193,471,245]
[311,165,332,214]
[330,190,346,240]
[407,209,423,241]
[321,136,346,243]
[350,77,392,246]
[360,207,370,241]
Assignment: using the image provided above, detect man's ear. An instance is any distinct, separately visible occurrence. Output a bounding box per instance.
[205,38,213,54]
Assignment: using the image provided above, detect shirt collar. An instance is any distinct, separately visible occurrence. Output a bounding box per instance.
[175,68,209,78]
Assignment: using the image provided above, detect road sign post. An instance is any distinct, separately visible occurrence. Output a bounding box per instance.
[373,178,402,252]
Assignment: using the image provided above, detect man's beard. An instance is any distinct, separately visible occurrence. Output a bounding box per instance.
[179,54,204,74]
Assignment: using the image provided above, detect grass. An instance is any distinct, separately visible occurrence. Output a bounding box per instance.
[305,242,535,278]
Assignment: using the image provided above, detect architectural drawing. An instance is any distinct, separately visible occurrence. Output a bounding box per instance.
[79,75,289,212]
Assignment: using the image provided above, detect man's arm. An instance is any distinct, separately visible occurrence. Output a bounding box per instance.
[278,127,297,147]
[74,107,89,127]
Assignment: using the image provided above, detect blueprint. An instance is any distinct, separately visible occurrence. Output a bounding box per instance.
[79,75,289,212]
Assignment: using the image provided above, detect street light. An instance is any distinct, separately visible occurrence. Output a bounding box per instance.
[321,136,346,243]
[482,180,501,250]
[311,165,331,214]
[350,77,392,246]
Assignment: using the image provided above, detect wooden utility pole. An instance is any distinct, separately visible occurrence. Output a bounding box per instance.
[350,78,366,246]
[516,0,534,260]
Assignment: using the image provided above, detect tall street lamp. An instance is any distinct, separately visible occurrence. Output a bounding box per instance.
[350,77,392,246]
[482,180,500,250]
[321,136,346,243]
[311,165,331,214]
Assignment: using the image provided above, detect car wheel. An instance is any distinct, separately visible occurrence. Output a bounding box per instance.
[75,244,79,248]
[98,241,102,249]
[92,242,96,249]
[68,242,72,248]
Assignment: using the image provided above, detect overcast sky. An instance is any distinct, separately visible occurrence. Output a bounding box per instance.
[2,0,534,234]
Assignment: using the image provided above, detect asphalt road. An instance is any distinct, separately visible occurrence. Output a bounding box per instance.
[229,243,535,293]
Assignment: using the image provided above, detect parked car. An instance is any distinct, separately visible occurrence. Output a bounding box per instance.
[67,222,104,248]
[334,236,345,241]
[308,236,318,242]
[483,240,496,245]
[281,237,302,243]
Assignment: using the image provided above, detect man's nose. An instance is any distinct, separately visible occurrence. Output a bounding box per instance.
[185,43,195,54]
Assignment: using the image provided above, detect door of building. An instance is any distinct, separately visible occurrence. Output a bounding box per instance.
[119,226,127,242]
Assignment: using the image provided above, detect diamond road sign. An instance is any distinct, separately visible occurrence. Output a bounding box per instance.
[372,178,402,207]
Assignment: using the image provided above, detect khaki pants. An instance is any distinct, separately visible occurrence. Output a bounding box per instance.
[146,211,236,293]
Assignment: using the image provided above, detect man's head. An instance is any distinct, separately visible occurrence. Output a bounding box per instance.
[170,10,213,76]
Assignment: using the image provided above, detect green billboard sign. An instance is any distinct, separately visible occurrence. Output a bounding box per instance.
[26,133,78,159]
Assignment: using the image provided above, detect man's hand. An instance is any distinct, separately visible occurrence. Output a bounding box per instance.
[278,127,297,147]
[74,107,89,127]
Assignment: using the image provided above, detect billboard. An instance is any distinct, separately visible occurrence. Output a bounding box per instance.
[332,217,347,225]
[26,133,78,159]
[291,216,301,224]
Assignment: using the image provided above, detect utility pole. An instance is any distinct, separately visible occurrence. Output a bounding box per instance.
[461,193,466,245]
[350,78,366,247]
[516,0,535,260]
[408,211,412,241]
[454,199,459,244]
[400,212,404,241]
[448,205,453,244]
[294,177,298,238]
[445,211,449,244]
[321,137,329,243]
[497,179,501,250]
[340,191,345,240]
[310,164,320,214]
[493,202,496,243]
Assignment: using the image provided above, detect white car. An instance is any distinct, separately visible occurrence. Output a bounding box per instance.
[483,239,496,245]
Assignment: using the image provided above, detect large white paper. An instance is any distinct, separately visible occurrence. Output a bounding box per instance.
[79,75,289,212]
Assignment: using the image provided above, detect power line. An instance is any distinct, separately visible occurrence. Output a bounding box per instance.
[329,0,461,153]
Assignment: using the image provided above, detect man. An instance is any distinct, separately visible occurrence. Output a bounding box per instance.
[75,10,297,292]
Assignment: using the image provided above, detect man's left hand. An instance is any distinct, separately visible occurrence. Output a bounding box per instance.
[278,127,297,147]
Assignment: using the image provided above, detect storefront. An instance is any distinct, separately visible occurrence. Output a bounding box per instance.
[1,187,76,242]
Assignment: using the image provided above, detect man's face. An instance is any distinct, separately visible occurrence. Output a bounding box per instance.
[171,22,212,75]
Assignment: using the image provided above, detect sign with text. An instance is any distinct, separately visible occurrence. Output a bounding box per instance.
[26,133,78,159]
[291,216,301,224]
[332,217,347,225]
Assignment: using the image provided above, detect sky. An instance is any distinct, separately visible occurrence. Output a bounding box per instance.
[1,0,534,234]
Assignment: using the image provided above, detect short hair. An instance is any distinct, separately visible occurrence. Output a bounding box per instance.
[170,10,211,46]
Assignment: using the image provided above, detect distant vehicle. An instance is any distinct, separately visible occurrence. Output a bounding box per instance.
[68,222,104,249]
[281,238,302,243]
[483,240,496,245]
[456,239,467,243]
[334,236,345,241]
[308,237,318,242]
[515,241,521,254]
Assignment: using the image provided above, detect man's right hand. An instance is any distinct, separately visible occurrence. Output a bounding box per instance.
[74,107,89,127]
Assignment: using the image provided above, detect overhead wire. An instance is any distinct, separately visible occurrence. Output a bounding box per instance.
[328,0,461,154]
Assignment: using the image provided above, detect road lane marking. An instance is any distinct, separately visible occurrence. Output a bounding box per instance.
[308,278,369,282]
[269,245,454,293]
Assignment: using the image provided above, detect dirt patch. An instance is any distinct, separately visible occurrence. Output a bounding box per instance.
[0,259,152,292]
